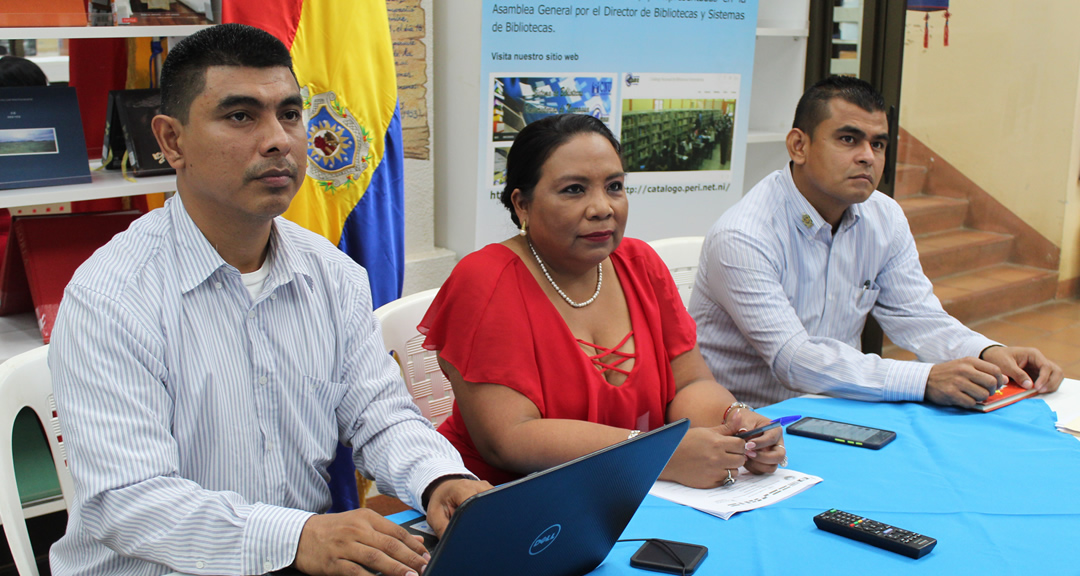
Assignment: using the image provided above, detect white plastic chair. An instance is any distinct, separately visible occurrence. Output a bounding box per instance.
[373,288,455,428]
[647,236,706,308]
[0,345,73,576]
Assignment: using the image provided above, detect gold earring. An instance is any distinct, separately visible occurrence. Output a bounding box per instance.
[519,220,527,237]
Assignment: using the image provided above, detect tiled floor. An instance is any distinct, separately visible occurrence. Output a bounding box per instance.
[0,312,45,364]
[884,298,1080,379]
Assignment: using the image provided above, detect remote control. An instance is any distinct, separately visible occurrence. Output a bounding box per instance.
[813,509,937,559]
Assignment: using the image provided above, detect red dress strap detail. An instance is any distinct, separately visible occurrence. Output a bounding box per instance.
[576,331,636,376]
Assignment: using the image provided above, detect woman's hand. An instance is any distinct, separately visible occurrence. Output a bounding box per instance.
[659,426,748,489]
[723,409,786,475]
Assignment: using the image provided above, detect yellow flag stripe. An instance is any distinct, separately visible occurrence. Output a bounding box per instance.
[283,0,399,245]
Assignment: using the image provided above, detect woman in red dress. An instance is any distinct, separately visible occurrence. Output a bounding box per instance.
[420,114,785,488]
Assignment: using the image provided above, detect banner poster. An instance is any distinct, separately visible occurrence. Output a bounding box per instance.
[477,0,759,247]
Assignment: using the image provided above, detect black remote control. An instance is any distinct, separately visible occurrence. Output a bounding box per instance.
[813,509,937,559]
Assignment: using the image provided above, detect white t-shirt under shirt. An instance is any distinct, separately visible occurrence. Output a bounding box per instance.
[240,258,270,301]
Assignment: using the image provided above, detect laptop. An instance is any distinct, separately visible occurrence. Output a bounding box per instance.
[404,418,689,576]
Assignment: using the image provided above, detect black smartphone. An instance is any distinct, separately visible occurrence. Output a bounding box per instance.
[630,539,708,575]
[786,417,896,450]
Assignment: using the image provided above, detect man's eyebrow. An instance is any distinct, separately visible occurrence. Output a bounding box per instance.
[216,94,305,112]
[281,94,304,109]
[216,95,265,111]
[835,125,867,138]
[835,125,889,142]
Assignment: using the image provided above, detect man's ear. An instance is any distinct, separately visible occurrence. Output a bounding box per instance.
[786,127,810,166]
[151,114,186,170]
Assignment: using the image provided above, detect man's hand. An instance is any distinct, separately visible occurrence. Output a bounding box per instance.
[925,357,1004,408]
[294,509,430,576]
[980,346,1063,394]
[424,478,493,537]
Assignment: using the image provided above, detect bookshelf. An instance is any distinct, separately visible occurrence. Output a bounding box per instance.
[0,24,203,358]
[0,26,191,210]
[745,0,810,192]
[0,24,209,40]
[0,163,176,209]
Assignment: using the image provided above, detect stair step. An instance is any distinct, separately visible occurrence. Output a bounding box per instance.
[898,195,968,235]
[894,163,928,198]
[914,229,1013,279]
[932,264,1057,325]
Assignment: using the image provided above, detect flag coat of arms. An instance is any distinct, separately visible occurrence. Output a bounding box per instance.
[225,0,406,512]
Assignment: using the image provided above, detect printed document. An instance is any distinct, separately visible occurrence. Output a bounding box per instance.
[649,468,821,520]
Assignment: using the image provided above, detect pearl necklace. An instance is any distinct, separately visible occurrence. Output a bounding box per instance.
[527,240,602,308]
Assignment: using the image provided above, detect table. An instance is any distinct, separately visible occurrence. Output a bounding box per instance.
[393,380,1080,574]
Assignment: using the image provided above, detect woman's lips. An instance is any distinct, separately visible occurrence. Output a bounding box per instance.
[581,231,614,242]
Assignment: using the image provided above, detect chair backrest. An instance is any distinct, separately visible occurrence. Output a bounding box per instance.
[0,345,73,576]
[647,236,706,308]
[373,288,454,428]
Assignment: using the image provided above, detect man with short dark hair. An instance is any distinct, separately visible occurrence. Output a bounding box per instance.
[49,24,489,576]
[690,76,1062,408]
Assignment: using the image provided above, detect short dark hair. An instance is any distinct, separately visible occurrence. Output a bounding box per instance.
[500,114,622,227]
[793,76,886,137]
[159,23,295,124]
[0,56,48,87]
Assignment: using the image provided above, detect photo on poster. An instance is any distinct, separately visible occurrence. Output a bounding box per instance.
[492,75,616,142]
[619,73,740,176]
[493,146,510,187]
[0,127,58,157]
[622,98,736,173]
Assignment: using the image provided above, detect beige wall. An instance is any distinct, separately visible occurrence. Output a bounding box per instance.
[401,0,457,295]
[1064,62,1080,283]
[899,0,1080,277]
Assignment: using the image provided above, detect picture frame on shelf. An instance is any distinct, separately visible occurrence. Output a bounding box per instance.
[0,86,92,191]
[102,89,175,177]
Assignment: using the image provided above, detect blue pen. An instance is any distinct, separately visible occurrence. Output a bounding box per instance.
[735,415,801,439]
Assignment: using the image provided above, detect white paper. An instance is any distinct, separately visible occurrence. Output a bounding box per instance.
[1046,380,1080,431]
[1056,414,1080,437]
[649,468,821,520]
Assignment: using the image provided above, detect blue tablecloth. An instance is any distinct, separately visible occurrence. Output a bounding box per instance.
[598,397,1080,574]
[391,397,1080,574]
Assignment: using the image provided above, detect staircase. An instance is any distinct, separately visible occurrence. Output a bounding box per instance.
[891,130,1059,328]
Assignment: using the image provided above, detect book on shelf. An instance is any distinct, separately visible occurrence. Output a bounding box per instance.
[969,382,1038,413]
[0,212,139,343]
[0,0,87,27]
[102,89,176,178]
[0,86,92,191]
[111,0,215,25]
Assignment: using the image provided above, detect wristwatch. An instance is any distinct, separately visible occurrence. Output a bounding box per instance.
[421,473,475,510]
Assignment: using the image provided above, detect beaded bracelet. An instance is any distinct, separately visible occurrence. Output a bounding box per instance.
[723,401,752,424]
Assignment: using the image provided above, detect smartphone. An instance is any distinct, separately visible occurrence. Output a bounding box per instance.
[734,420,781,440]
[630,539,708,575]
[786,417,896,450]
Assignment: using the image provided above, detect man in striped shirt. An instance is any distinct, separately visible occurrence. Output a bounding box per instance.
[48,24,488,576]
[690,76,1062,409]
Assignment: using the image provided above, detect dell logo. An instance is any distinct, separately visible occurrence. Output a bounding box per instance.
[529,524,562,555]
